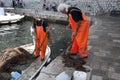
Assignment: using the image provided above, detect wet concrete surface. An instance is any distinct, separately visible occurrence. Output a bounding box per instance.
[86,14,120,80]
[36,56,92,80]
[48,22,71,59]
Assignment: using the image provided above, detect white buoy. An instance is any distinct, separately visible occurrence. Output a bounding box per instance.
[56,71,71,80]
[73,71,87,80]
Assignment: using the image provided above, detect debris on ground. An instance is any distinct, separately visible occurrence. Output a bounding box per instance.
[62,53,89,72]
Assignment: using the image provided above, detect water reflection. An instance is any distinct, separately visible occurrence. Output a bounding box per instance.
[0,21,33,52]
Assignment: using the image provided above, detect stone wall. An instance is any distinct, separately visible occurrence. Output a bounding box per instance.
[65,0,120,15]
[0,0,119,15]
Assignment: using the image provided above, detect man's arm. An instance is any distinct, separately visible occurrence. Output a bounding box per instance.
[72,20,81,37]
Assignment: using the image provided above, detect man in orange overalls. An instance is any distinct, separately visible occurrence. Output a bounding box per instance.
[57,3,90,58]
[31,17,50,60]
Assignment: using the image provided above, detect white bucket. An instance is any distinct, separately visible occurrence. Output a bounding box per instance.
[73,71,87,80]
[0,7,5,15]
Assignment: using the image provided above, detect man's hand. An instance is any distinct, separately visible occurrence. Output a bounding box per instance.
[71,31,77,42]
[66,24,71,30]
[72,31,77,37]
[34,36,38,41]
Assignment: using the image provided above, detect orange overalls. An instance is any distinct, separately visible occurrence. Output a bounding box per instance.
[34,25,48,60]
[69,12,90,58]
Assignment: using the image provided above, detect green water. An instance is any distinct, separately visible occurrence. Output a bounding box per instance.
[0,21,33,52]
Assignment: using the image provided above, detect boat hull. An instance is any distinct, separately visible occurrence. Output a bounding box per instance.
[0,13,24,24]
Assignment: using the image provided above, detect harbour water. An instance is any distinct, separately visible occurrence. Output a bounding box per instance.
[0,21,33,52]
[0,20,71,59]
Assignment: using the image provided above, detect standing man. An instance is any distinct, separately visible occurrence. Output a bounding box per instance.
[43,0,46,9]
[12,0,18,8]
[57,3,90,58]
[31,17,50,60]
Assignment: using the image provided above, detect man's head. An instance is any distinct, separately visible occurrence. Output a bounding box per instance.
[57,3,70,14]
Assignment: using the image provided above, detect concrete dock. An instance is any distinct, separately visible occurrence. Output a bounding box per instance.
[36,56,92,80]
